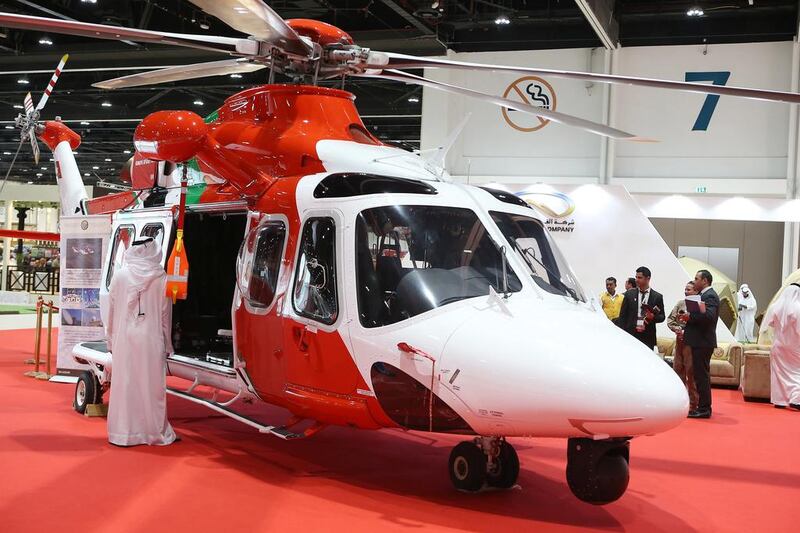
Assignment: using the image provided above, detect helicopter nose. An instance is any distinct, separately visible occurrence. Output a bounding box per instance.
[441,303,689,438]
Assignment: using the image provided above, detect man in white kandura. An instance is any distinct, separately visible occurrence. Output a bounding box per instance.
[764,283,800,410]
[735,283,758,343]
[106,237,177,446]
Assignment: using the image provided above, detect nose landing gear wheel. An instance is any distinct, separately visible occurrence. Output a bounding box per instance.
[566,437,630,505]
[73,371,100,414]
[449,441,487,491]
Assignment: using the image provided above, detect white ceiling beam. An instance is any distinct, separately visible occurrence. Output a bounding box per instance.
[574,0,619,50]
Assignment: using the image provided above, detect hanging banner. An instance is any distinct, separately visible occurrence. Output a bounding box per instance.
[56,214,111,376]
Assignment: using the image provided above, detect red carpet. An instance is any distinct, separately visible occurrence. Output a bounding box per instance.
[1,327,798,532]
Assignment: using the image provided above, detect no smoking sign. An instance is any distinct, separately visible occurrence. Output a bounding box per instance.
[501,76,557,132]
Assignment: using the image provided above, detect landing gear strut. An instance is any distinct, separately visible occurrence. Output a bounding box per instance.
[448,436,520,491]
[566,437,630,505]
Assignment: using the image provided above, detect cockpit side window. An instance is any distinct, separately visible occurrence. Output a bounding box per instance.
[356,205,521,328]
[490,212,586,302]
[292,217,338,325]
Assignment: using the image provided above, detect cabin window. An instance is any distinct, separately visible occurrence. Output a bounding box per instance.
[247,222,286,308]
[293,217,338,324]
[140,223,165,246]
[105,225,135,289]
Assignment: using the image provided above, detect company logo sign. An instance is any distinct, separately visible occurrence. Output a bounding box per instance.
[501,76,557,132]
[516,191,576,233]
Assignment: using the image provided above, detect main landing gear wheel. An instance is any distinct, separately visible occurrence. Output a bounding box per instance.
[566,437,630,505]
[73,371,100,414]
[486,440,520,489]
[449,441,487,491]
[449,437,520,491]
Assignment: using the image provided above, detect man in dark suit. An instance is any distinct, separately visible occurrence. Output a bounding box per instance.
[616,266,666,350]
[680,269,719,419]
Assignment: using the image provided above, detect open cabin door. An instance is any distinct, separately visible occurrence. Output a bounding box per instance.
[99,209,173,329]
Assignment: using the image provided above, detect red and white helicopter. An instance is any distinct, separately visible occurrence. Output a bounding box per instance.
[3,1,799,505]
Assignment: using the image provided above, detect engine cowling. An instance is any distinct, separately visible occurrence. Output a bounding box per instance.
[134,110,207,163]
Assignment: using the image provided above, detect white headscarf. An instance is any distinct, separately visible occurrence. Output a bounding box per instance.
[121,238,164,311]
[765,283,800,332]
[737,283,757,308]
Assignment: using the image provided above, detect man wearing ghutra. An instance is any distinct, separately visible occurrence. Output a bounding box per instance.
[764,283,800,410]
[106,238,177,446]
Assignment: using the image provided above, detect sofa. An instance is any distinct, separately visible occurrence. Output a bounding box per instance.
[740,349,771,401]
[658,337,744,387]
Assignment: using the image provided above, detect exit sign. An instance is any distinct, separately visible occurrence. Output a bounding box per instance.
[695,186,708,193]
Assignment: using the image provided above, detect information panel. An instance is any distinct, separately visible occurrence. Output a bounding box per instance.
[56,215,111,376]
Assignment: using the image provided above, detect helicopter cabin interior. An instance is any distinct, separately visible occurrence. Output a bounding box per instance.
[169,208,247,368]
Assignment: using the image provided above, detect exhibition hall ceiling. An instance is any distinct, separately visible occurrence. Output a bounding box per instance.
[0,0,796,186]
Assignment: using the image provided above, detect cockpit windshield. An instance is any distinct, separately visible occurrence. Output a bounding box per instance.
[356,206,521,328]
[490,212,586,302]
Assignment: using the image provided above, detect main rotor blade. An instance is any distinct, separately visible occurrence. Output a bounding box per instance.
[0,12,256,55]
[364,70,652,141]
[367,52,800,105]
[92,59,267,90]
[188,0,312,57]
[36,53,68,111]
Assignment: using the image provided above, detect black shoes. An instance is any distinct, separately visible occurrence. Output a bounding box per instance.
[687,409,712,419]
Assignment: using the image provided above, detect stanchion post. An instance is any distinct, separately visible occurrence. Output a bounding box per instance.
[43,300,54,379]
[33,298,43,370]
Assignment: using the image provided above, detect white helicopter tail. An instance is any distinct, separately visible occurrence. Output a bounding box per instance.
[40,120,88,215]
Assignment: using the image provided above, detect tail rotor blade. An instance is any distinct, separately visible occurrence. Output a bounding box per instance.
[23,92,34,116]
[36,53,68,111]
[30,131,40,165]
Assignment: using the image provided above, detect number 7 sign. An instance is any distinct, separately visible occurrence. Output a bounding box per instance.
[685,71,731,131]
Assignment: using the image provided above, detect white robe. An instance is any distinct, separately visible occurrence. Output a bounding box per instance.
[106,239,176,446]
[764,284,800,406]
[735,284,758,343]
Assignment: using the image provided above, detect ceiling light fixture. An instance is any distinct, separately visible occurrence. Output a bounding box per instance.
[495,16,511,25]
[27,181,33,184]
[123,150,131,154]
[101,101,112,107]
[13,104,23,109]
[84,172,90,176]
[408,97,420,103]
[38,37,53,45]
[80,121,90,125]
[193,100,204,106]
[80,0,98,4]
[17,78,29,85]
[230,73,242,79]
[104,158,111,162]
[687,7,704,16]
[92,166,99,170]
[4,125,13,129]
[36,173,42,177]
